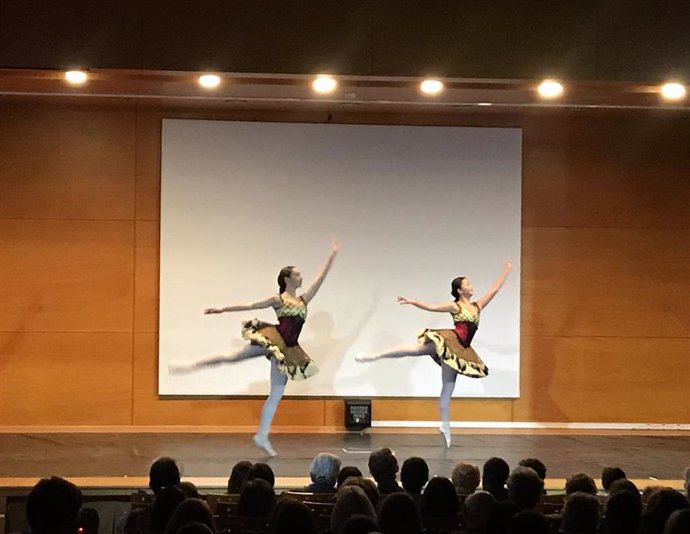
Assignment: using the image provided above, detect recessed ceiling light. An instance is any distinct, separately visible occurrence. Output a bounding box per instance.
[312,75,337,94]
[65,70,88,85]
[198,74,221,89]
[537,79,564,98]
[660,82,686,101]
[420,79,444,95]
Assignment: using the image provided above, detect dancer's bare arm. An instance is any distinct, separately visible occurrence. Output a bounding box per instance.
[204,295,281,314]
[397,296,458,313]
[301,240,340,305]
[475,261,512,311]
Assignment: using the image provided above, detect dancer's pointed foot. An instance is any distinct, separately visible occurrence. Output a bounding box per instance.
[439,423,451,448]
[253,433,277,457]
[168,359,197,374]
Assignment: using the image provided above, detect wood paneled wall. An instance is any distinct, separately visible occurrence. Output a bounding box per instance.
[1,103,689,426]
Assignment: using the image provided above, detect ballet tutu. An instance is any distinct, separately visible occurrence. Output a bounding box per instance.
[417,328,489,378]
[241,319,319,381]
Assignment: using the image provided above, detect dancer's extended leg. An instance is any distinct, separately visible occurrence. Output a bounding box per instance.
[168,343,269,374]
[355,342,434,362]
[253,357,288,457]
[439,362,458,448]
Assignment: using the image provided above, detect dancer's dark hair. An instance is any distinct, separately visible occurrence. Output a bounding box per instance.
[451,277,466,300]
[278,266,295,293]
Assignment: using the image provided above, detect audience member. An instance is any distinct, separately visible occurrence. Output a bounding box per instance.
[401,457,429,508]
[227,461,253,494]
[306,452,341,493]
[483,458,510,501]
[421,476,459,518]
[244,463,276,488]
[337,466,363,489]
[560,492,600,534]
[640,488,689,534]
[378,492,423,534]
[368,448,403,495]
[452,462,481,496]
[26,477,83,534]
[601,467,627,492]
[565,473,597,496]
[331,486,377,534]
[149,486,186,533]
[506,467,543,511]
[164,498,217,534]
[270,498,318,534]
[237,479,276,517]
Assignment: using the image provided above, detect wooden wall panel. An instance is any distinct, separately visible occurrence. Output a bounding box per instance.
[0,220,134,332]
[134,221,159,333]
[522,294,690,339]
[2,103,690,427]
[514,336,690,423]
[0,108,136,220]
[135,112,162,221]
[521,227,690,338]
[324,400,345,428]
[521,114,690,229]
[0,332,133,425]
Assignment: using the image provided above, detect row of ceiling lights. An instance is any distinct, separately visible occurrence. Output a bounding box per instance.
[63,70,687,101]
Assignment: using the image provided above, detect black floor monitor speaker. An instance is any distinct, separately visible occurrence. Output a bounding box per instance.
[344,399,372,430]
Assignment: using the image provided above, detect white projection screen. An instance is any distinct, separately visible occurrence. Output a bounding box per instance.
[159,119,521,398]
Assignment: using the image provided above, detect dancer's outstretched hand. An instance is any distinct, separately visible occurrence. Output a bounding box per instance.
[331,239,340,255]
[204,308,224,314]
[504,261,513,273]
[397,296,414,305]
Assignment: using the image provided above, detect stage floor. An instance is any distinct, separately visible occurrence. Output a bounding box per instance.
[2,429,689,490]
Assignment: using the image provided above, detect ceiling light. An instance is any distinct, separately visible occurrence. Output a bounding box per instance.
[198,74,221,89]
[312,75,337,94]
[420,79,444,95]
[65,70,88,85]
[537,79,564,98]
[660,82,686,101]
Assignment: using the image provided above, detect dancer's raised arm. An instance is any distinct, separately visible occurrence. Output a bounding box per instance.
[205,295,281,314]
[397,296,458,313]
[475,261,512,311]
[301,240,340,305]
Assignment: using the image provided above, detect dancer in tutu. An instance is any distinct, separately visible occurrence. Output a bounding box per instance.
[356,261,512,447]
[169,240,340,456]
